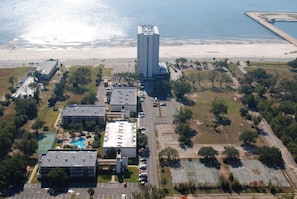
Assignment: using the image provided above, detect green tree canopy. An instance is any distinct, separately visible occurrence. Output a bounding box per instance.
[173,108,193,124]
[15,99,38,120]
[69,67,92,87]
[198,146,219,159]
[257,146,283,168]
[81,91,98,104]
[15,132,38,156]
[171,79,191,99]
[46,168,69,187]
[137,132,148,149]
[210,98,228,119]
[239,130,258,145]
[0,155,27,189]
[222,146,240,160]
[31,118,45,132]
[288,58,297,69]
[159,147,179,166]
[132,184,164,199]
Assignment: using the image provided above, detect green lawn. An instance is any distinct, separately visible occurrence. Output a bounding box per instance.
[245,62,295,84]
[186,90,256,144]
[115,167,139,182]
[0,67,30,97]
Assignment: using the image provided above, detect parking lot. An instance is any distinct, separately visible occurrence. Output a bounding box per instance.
[6,183,138,199]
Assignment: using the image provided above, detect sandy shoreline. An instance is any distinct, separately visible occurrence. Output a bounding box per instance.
[0,39,297,67]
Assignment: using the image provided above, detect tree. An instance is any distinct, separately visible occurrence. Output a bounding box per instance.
[88,188,95,198]
[159,147,179,166]
[173,108,193,124]
[171,79,191,99]
[32,118,46,133]
[5,93,11,102]
[210,98,228,120]
[106,148,117,158]
[239,130,258,145]
[257,146,283,167]
[208,70,218,87]
[137,132,148,149]
[15,99,38,120]
[187,73,197,91]
[288,58,297,70]
[46,168,69,187]
[0,155,27,189]
[223,146,240,161]
[198,146,219,159]
[176,122,192,146]
[8,76,15,88]
[69,67,92,88]
[196,72,204,87]
[132,184,164,199]
[15,132,38,156]
[81,91,97,104]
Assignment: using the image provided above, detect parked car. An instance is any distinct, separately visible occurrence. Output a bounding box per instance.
[160,102,166,106]
[123,182,127,187]
[139,164,147,170]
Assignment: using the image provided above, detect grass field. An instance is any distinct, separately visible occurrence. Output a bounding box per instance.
[186,90,254,144]
[245,62,295,84]
[0,67,30,97]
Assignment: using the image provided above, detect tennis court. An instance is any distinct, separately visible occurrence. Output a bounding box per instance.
[36,132,57,154]
[230,160,290,187]
[170,159,219,186]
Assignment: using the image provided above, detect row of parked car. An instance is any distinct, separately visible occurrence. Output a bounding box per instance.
[138,158,147,185]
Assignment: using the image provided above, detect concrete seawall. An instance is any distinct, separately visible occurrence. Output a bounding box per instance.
[245,11,297,46]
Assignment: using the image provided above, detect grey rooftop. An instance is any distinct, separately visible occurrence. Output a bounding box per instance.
[110,87,137,105]
[62,104,106,116]
[40,149,97,167]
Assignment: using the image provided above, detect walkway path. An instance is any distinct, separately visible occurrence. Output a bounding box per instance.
[27,164,39,184]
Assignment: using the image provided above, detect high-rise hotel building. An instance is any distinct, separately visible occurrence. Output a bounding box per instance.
[137,25,159,79]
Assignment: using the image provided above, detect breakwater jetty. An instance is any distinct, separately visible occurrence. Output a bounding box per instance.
[245,12,297,46]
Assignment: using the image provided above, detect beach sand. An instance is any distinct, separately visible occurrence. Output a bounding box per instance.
[0,39,297,67]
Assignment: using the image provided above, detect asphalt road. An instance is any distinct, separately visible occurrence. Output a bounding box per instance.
[139,89,159,188]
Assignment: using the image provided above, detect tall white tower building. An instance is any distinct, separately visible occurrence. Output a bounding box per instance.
[137,25,159,79]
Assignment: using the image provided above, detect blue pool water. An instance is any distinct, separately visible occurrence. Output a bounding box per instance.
[70,138,86,149]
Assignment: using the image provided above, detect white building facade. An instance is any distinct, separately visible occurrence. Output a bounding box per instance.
[137,25,159,79]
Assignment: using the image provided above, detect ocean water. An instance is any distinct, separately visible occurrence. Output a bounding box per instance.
[0,0,296,47]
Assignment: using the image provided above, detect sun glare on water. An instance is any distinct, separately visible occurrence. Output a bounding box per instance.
[18,0,127,45]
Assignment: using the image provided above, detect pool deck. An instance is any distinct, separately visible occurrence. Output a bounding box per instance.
[245,11,297,46]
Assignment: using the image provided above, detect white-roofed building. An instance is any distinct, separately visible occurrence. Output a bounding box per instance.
[109,87,137,112]
[36,59,58,81]
[103,121,137,158]
[39,149,97,178]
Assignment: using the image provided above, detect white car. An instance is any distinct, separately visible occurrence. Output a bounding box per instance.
[160,102,166,106]
[139,164,147,170]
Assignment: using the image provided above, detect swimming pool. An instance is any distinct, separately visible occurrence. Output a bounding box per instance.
[70,137,86,148]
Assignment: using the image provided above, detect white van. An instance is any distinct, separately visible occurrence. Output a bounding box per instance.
[122,194,126,199]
